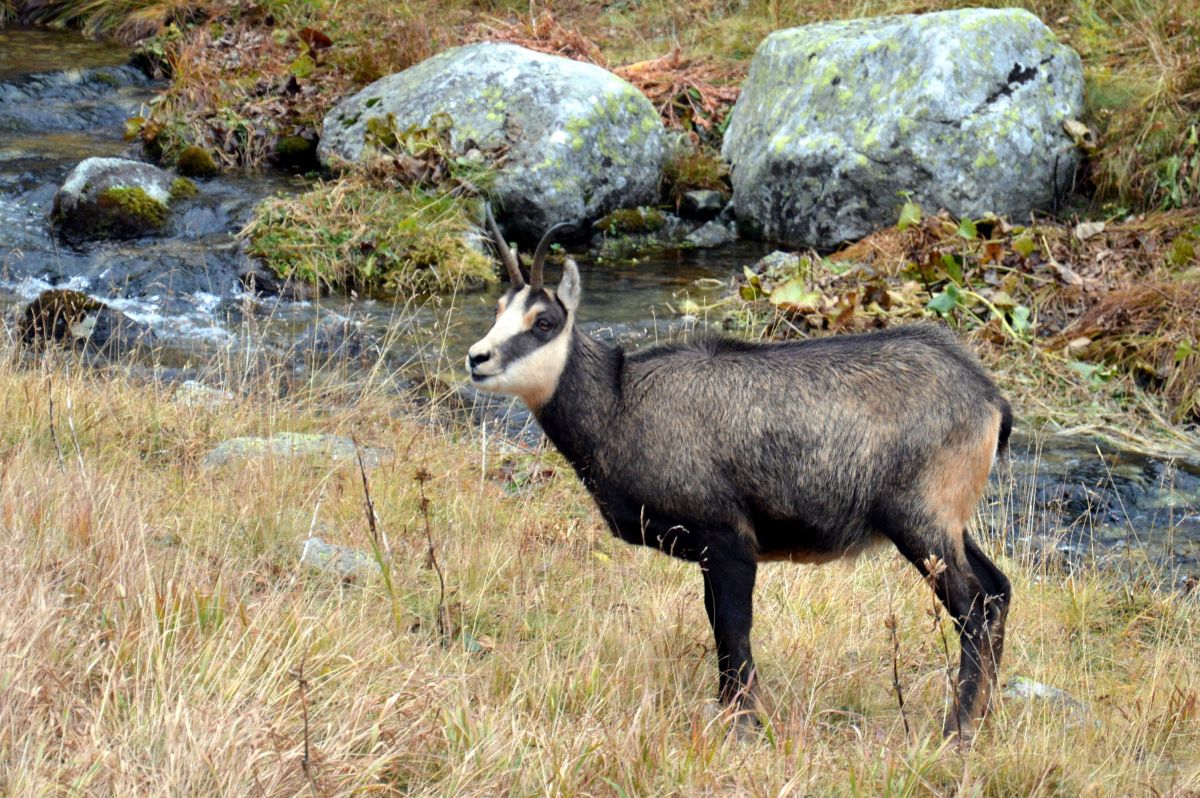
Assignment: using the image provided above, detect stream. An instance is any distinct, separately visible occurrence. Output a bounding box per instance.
[1,30,1197,582]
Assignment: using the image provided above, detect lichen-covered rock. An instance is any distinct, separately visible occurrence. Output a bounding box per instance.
[318,43,667,238]
[52,157,188,243]
[201,433,393,469]
[722,8,1085,248]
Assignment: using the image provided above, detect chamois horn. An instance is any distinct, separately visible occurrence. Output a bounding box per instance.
[529,221,575,293]
[485,203,524,287]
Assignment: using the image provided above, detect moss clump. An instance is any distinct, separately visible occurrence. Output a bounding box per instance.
[96,186,169,230]
[243,181,496,295]
[596,206,667,235]
[1168,233,1197,268]
[273,135,318,170]
[169,177,198,201]
[662,143,730,209]
[175,146,219,178]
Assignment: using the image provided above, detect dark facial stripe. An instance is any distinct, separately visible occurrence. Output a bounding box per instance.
[497,294,568,366]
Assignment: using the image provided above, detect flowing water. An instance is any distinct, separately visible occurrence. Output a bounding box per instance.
[1,30,1197,579]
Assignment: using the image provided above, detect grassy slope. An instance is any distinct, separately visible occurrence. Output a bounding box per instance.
[0,348,1196,795]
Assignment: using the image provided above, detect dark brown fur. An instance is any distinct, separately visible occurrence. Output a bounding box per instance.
[530,325,1012,738]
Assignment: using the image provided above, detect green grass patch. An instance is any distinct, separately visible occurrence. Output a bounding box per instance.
[243,180,496,295]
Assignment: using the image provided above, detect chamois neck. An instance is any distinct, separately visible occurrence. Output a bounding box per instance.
[535,328,623,467]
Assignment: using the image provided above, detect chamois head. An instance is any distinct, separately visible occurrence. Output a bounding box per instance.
[466,206,580,409]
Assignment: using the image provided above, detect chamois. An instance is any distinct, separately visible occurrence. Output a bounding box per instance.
[467,207,1013,738]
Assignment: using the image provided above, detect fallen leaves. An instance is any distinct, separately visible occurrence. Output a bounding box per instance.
[472,12,741,133]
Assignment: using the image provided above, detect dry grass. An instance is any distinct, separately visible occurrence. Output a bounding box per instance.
[0,336,1197,795]
[1066,280,1200,422]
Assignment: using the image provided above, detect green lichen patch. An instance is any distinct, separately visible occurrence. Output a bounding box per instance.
[243,180,496,296]
[595,206,666,235]
[96,186,169,230]
[175,145,219,178]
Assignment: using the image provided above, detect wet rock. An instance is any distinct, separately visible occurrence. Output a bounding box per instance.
[51,157,194,243]
[684,218,739,248]
[15,288,155,357]
[681,189,727,220]
[295,315,378,366]
[590,210,700,257]
[752,250,802,275]
[723,8,1084,248]
[300,536,377,580]
[318,42,667,239]
[202,432,392,468]
[0,64,151,136]
[237,254,321,300]
[16,288,102,344]
[84,305,158,358]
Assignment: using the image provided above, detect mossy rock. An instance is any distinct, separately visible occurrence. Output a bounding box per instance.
[52,157,189,243]
[169,177,198,201]
[176,145,219,178]
[16,288,157,358]
[273,135,319,171]
[318,42,667,239]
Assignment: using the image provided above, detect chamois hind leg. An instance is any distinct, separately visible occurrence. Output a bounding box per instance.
[887,524,997,739]
[700,550,758,719]
[963,532,1012,673]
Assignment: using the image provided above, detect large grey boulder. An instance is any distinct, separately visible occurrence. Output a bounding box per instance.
[51,157,194,243]
[722,8,1085,248]
[318,43,667,239]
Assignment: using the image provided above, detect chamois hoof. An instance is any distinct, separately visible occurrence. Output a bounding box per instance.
[941,713,979,747]
[702,701,766,743]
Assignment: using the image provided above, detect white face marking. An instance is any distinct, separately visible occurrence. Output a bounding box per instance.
[466,287,573,410]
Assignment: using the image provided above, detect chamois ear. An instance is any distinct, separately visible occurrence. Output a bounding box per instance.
[557,257,581,312]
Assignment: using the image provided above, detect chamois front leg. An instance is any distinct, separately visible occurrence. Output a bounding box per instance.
[701,550,758,721]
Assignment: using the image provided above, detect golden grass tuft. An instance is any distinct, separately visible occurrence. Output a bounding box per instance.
[0,338,1196,794]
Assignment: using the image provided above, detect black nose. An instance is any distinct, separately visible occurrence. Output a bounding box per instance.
[468,351,491,368]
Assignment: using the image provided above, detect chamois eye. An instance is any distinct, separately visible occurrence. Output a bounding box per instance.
[535,318,554,333]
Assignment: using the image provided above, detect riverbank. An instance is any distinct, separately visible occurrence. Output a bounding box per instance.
[0,344,1196,795]
[4,0,1197,213]
[3,6,1197,451]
